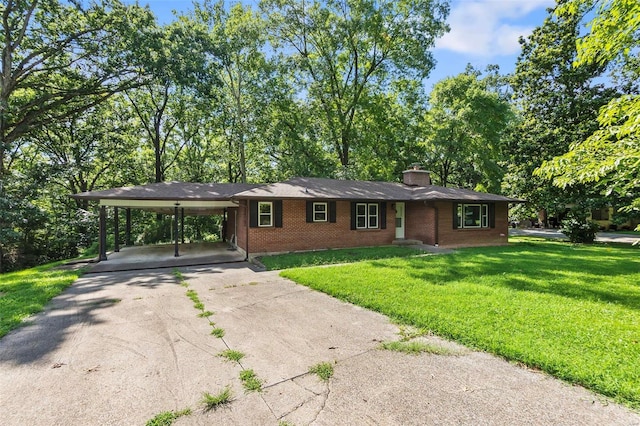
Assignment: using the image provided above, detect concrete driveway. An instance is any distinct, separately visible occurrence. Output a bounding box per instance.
[1,263,639,425]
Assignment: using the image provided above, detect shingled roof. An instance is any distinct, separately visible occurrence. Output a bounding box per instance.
[234,177,521,202]
[70,177,522,204]
[71,181,261,201]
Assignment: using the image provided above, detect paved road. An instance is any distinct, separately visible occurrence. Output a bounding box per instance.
[1,263,639,425]
[510,228,639,244]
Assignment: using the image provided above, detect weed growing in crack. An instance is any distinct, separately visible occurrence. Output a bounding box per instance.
[278,421,295,426]
[380,340,457,356]
[145,407,191,426]
[201,387,232,411]
[239,369,263,392]
[309,362,334,381]
[197,310,214,318]
[210,327,225,338]
[218,349,245,362]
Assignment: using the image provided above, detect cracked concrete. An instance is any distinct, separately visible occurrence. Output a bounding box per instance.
[1,262,639,425]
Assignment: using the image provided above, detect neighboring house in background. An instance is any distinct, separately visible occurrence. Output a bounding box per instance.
[72,168,522,261]
[589,207,640,231]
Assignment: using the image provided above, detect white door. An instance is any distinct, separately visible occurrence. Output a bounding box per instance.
[395,202,405,239]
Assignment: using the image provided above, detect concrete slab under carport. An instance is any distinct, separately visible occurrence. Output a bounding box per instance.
[87,242,245,273]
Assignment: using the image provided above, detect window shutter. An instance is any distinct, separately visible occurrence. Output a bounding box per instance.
[329,201,337,223]
[350,202,356,230]
[380,202,387,229]
[249,201,258,228]
[274,200,283,228]
[306,201,313,223]
[489,203,496,228]
[452,203,459,229]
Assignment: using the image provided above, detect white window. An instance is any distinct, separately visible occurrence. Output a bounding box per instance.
[457,203,491,229]
[313,202,328,222]
[258,202,272,227]
[356,203,379,229]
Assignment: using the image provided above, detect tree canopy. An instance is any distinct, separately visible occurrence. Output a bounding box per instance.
[536,0,640,219]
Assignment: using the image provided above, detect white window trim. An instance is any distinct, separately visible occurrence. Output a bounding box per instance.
[356,202,379,229]
[313,202,328,222]
[258,201,273,227]
[463,204,482,228]
[458,203,490,229]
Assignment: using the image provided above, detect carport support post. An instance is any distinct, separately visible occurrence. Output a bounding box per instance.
[125,208,132,246]
[174,205,179,257]
[114,207,120,252]
[181,208,185,244]
[99,206,108,261]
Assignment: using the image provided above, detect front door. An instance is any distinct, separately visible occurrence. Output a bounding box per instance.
[395,202,405,239]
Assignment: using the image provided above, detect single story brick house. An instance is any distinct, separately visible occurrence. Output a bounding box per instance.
[72,168,521,261]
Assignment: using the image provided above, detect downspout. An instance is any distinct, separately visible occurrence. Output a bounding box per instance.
[245,200,250,261]
[434,204,439,247]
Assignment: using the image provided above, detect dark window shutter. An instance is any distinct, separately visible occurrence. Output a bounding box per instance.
[489,203,496,228]
[350,202,356,230]
[249,201,258,228]
[274,200,283,228]
[306,201,313,223]
[453,203,459,229]
[329,201,337,223]
[380,202,387,229]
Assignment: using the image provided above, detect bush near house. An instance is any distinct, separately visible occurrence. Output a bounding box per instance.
[561,217,600,243]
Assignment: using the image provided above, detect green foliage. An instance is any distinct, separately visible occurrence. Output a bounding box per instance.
[201,387,233,411]
[259,246,427,270]
[210,327,225,338]
[504,2,615,219]
[560,216,600,243]
[535,0,640,216]
[218,349,245,362]
[281,241,640,408]
[0,262,83,337]
[145,408,192,426]
[239,369,263,392]
[262,0,449,170]
[422,68,513,191]
[308,362,334,381]
[380,341,456,356]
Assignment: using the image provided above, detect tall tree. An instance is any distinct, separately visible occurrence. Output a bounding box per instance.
[422,69,513,191]
[536,0,640,218]
[261,0,449,175]
[503,0,615,223]
[189,0,282,183]
[0,0,155,175]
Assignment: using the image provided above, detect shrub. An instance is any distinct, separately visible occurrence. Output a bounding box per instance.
[561,217,600,243]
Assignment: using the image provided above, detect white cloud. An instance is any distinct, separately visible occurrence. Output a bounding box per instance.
[436,0,555,57]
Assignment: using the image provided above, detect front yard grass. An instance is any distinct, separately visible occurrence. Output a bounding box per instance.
[260,245,427,270]
[0,263,84,338]
[280,239,640,408]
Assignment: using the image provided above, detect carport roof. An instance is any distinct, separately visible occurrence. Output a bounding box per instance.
[71,181,261,201]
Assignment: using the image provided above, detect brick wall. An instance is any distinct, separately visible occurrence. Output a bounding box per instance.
[436,201,509,248]
[236,199,509,255]
[404,201,437,245]
[244,199,395,255]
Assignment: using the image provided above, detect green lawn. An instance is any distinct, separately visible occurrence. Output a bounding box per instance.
[0,263,84,338]
[259,246,428,270]
[280,239,640,408]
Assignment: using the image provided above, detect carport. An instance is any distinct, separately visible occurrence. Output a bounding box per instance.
[71,182,260,263]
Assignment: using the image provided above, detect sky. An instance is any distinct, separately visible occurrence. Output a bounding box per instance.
[138,0,557,90]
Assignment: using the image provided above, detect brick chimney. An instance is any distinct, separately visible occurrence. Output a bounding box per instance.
[402,164,431,187]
